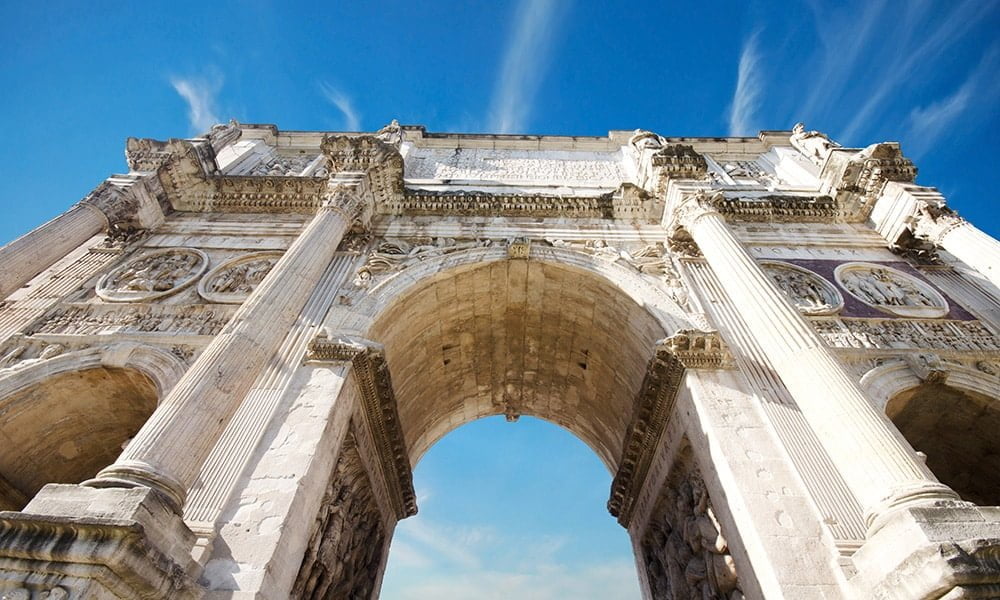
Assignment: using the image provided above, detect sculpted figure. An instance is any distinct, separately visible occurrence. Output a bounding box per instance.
[790,122,839,166]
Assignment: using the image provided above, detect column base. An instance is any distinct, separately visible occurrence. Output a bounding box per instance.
[0,484,202,599]
[850,502,1000,599]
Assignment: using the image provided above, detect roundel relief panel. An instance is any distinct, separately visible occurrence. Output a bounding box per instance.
[97,248,208,302]
[834,262,948,318]
[198,251,283,304]
[760,261,843,316]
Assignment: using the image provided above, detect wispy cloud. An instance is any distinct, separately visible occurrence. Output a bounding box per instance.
[384,516,638,600]
[839,0,991,142]
[728,31,763,136]
[799,0,886,120]
[489,0,565,133]
[904,45,1000,157]
[170,76,221,134]
[320,83,361,131]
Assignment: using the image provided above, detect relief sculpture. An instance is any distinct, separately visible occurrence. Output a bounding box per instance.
[198,252,282,304]
[761,261,843,316]
[97,248,208,302]
[353,238,493,288]
[642,449,743,600]
[291,431,385,600]
[834,262,948,318]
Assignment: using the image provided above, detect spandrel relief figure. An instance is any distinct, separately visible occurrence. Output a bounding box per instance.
[353,237,492,288]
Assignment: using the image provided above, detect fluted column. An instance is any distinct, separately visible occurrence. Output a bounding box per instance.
[673,193,960,533]
[914,207,1000,291]
[0,204,106,300]
[86,185,364,512]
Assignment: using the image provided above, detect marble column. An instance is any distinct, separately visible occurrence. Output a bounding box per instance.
[0,203,107,300]
[913,207,1000,291]
[674,193,960,533]
[86,185,364,512]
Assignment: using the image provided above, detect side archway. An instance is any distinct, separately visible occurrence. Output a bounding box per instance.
[0,343,187,509]
[861,361,1000,505]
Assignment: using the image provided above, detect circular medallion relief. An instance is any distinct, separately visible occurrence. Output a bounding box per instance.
[197,251,283,304]
[760,261,843,316]
[97,248,208,302]
[834,262,948,318]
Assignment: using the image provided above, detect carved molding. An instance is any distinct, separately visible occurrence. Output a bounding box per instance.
[306,333,417,519]
[608,343,686,527]
[384,183,653,220]
[659,330,733,370]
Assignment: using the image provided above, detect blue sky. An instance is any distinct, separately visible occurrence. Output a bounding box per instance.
[2,1,998,597]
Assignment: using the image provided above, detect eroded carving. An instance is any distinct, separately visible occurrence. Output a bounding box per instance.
[761,261,843,316]
[197,252,282,304]
[97,248,208,302]
[291,431,386,600]
[0,335,69,373]
[30,304,232,337]
[790,122,839,166]
[353,238,493,288]
[810,318,1000,353]
[247,154,320,177]
[835,263,948,318]
[641,448,743,600]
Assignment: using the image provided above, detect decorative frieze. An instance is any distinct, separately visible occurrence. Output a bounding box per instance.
[383,183,654,220]
[404,146,625,184]
[96,248,208,302]
[306,333,417,519]
[811,317,999,353]
[834,262,948,318]
[761,260,843,316]
[197,252,282,304]
[28,304,233,337]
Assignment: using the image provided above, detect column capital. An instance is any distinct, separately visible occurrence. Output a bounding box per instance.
[666,189,725,240]
[77,180,142,233]
[910,200,967,246]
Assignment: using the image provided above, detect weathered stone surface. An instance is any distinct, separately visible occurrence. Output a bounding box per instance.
[0,122,997,600]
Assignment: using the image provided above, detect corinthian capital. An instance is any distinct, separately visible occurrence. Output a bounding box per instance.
[669,190,726,231]
[78,181,141,231]
[911,201,966,245]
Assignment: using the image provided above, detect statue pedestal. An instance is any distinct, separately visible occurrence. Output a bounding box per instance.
[0,485,202,599]
[851,503,1000,599]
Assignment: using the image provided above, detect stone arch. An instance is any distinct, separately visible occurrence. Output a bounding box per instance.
[0,343,187,510]
[860,361,1000,505]
[353,245,695,472]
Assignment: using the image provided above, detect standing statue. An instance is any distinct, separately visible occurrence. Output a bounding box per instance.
[790,122,840,166]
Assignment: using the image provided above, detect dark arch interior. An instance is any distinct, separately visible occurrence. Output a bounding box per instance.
[887,383,1000,506]
[0,366,158,509]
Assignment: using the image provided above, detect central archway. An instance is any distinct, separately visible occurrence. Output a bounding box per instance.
[367,256,675,472]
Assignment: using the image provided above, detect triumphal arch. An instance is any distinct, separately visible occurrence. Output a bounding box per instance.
[0,121,998,599]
